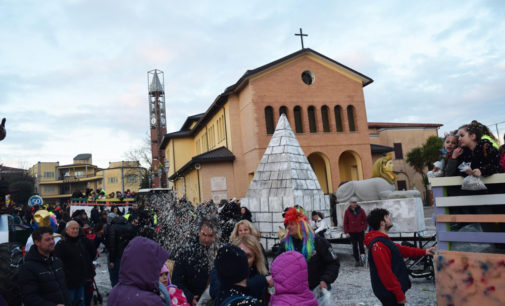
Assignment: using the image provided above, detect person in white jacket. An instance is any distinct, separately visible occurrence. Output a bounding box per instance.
[310,211,327,238]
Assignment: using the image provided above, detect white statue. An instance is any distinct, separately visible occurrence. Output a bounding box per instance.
[336,153,420,202]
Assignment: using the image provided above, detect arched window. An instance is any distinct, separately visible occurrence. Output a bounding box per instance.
[347,105,356,131]
[264,106,274,134]
[334,106,343,132]
[279,106,288,118]
[321,106,330,132]
[308,106,317,133]
[294,106,303,133]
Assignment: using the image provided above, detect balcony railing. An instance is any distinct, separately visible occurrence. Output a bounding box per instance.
[58,174,100,181]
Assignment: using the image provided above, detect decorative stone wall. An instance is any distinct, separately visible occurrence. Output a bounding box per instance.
[240,114,330,250]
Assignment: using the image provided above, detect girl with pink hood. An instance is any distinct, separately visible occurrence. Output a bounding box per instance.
[270,251,317,306]
[159,264,189,306]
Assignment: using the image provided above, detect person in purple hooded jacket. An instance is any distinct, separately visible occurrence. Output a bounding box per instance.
[108,236,170,306]
[270,251,317,306]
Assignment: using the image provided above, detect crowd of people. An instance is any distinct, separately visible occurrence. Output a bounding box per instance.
[5,119,505,305]
[71,188,137,202]
[129,204,342,306]
[8,200,150,306]
[3,197,266,306]
[9,196,435,306]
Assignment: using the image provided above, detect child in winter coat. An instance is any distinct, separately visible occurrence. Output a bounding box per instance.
[160,264,190,306]
[270,251,318,306]
[428,132,458,177]
[108,237,169,306]
[310,211,327,238]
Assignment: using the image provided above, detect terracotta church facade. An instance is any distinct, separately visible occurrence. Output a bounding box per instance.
[160,48,441,204]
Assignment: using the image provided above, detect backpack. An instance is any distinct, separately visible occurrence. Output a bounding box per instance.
[218,295,256,306]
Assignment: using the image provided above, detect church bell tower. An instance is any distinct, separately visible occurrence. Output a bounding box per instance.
[147,69,167,188]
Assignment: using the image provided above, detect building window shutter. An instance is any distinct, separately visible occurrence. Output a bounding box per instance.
[347,105,356,131]
[397,180,407,190]
[264,106,274,134]
[334,106,343,132]
[294,106,303,133]
[321,106,330,132]
[394,143,403,159]
[279,106,288,118]
[308,106,317,133]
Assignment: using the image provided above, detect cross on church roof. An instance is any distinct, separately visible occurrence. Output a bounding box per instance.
[294,28,308,49]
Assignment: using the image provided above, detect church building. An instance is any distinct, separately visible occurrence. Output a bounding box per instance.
[160,48,440,204]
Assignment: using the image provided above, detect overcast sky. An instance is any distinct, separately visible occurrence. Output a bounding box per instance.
[1,0,504,169]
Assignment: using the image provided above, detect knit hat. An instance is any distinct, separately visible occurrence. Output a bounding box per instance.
[214,244,249,285]
[160,264,169,275]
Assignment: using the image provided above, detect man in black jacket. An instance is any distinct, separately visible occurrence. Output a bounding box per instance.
[90,205,100,226]
[172,217,218,306]
[54,220,96,306]
[277,206,340,290]
[107,215,138,287]
[17,226,72,306]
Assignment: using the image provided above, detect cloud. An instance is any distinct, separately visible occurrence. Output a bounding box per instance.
[1,0,505,169]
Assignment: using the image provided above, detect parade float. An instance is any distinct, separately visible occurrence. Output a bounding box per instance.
[240,115,329,251]
[430,174,505,306]
[333,153,426,236]
[241,114,433,253]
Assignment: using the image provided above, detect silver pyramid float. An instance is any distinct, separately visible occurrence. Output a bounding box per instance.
[240,114,330,249]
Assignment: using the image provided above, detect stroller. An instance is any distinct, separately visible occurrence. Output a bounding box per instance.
[84,225,104,305]
[87,260,103,305]
[92,278,103,305]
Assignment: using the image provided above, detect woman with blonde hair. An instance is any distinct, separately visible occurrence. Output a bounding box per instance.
[232,234,268,276]
[229,219,260,241]
[209,234,272,304]
[233,234,273,303]
[229,220,269,273]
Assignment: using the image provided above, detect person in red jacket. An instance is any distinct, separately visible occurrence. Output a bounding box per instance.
[343,197,367,266]
[364,208,435,305]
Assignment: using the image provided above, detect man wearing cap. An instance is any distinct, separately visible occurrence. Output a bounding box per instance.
[213,244,261,305]
[278,206,340,291]
[344,197,368,266]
